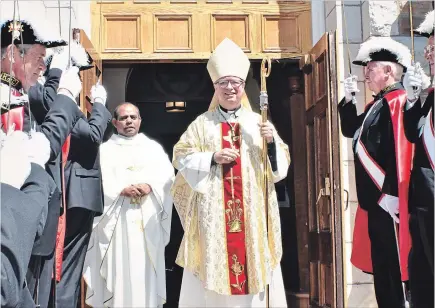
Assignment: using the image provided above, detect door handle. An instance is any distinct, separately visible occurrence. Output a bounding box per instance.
[343,189,349,211]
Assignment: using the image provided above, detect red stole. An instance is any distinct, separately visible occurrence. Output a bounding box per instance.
[351,89,413,281]
[221,122,248,295]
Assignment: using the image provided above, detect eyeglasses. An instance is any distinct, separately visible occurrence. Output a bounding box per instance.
[424,44,434,56]
[215,79,245,89]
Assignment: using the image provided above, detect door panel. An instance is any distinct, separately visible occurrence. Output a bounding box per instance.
[74,29,103,116]
[91,1,313,61]
[300,32,343,308]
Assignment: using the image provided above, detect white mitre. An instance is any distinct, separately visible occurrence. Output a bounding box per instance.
[207,38,250,83]
[207,38,252,111]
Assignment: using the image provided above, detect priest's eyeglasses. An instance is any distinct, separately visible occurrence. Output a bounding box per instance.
[215,79,245,89]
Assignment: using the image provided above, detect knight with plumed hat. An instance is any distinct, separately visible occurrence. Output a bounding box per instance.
[170,38,290,306]
[338,36,414,307]
[0,12,92,308]
[402,10,434,308]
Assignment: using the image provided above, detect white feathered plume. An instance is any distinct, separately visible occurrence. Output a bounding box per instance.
[44,41,90,69]
[415,10,434,37]
[353,36,412,70]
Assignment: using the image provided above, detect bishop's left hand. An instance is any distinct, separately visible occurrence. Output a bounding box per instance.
[259,122,274,143]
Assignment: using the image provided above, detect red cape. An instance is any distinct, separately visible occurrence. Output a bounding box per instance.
[351,89,413,281]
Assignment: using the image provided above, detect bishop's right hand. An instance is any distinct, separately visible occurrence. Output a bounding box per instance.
[344,75,359,103]
[213,148,240,164]
[57,66,82,100]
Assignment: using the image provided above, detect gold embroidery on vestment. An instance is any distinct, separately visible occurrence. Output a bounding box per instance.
[230,254,246,291]
[224,170,242,233]
[130,196,142,205]
[223,129,240,150]
[134,218,144,231]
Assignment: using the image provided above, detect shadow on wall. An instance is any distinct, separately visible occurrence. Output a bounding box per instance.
[390,1,433,74]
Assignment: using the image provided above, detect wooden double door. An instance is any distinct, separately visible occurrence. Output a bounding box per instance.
[291,31,344,307]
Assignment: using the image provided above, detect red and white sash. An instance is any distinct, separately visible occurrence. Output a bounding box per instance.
[422,108,435,170]
[356,101,386,191]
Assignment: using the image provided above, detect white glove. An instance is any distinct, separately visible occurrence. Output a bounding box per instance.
[90,84,107,106]
[49,47,69,71]
[403,63,423,102]
[379,194,400,223]
[27,132,50,167]
[0,130,31,189]
[344,75,359,102]
[58,66,82,100]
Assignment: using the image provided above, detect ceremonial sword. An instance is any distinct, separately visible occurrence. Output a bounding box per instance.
[341,1,357,104]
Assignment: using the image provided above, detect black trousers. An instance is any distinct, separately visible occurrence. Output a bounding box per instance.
[54,208,95,308]
[367,206,405,308]
[409,209,434,308]
[27,255,55,308]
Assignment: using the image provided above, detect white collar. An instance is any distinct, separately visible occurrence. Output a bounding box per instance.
[111,133,146,146]
[218,105,242,122]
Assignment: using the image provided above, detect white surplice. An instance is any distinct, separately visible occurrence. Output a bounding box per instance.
[83,133,174,308]
[171,107,290,307]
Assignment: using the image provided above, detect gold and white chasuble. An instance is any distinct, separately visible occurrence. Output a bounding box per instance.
[171,106,290,307]
[83,133,174,308]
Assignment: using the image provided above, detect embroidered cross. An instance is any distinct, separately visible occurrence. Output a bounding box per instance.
[224,170,241,199]
[224,170,242,233]
[223,129,239,150]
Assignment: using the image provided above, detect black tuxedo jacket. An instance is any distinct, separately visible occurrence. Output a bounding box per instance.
[64,103,112,214]
[404,89,434,211]
[1,163,57,308]
[338,84,403,211]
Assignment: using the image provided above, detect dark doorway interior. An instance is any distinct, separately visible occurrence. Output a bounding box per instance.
[126,63,212,307]
[124,61,301,307]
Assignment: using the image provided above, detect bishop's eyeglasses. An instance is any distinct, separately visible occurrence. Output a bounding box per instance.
[215,79,245,89]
